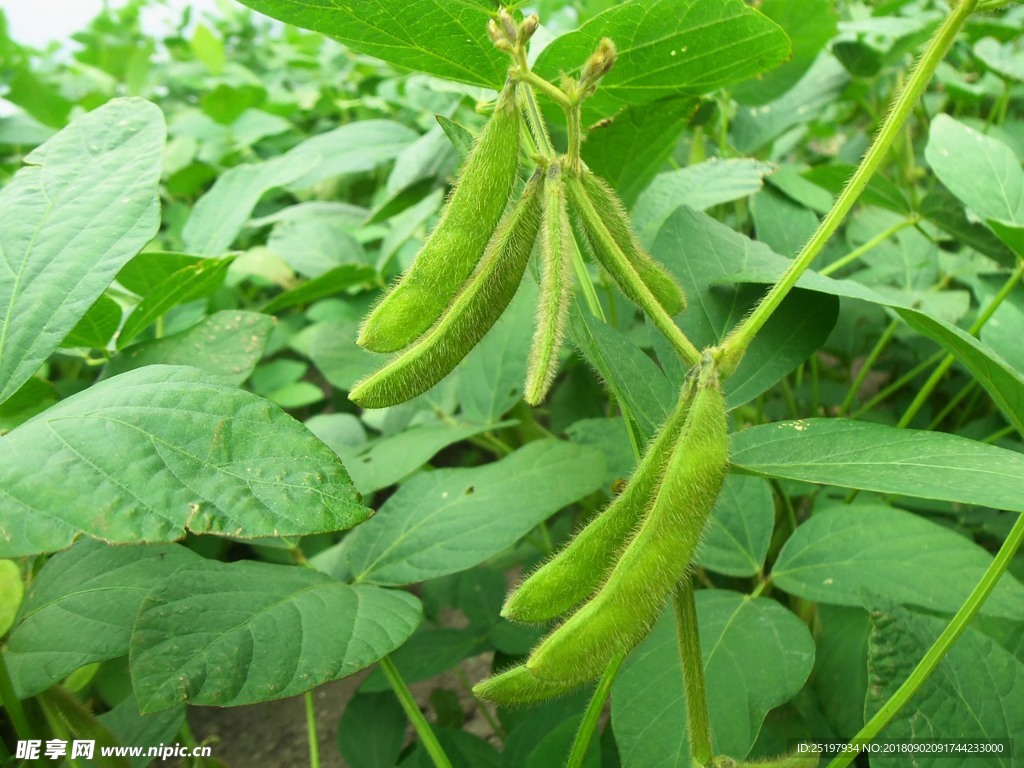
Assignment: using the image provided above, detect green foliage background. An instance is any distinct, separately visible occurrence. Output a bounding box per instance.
[0,0,1023,766]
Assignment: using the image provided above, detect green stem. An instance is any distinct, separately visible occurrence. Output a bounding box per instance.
[572,241,605,320]
[566,102,583,174]
[517,76,556,159]
[675,577,712,767]
[566,654,623,768]
[819,217,918,277]
[927,379,977,430]
[721,0,979,375]
[851,351,945,419]
[898,261,1023,428]
[839,318,899,416]
[826,508,1024,768]
[982,424,1016,444]
[380,657,453,768]
[0,651,32,740]
[305,691,320,768]
[517,67,572,111]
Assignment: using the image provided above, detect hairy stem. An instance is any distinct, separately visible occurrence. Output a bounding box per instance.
[675,577,712,767]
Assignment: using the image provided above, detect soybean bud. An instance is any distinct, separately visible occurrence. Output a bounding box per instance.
[519,14,539,44]
[580,38,617,92]
[499,8,518,42]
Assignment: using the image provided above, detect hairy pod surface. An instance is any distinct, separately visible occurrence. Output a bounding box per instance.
[566,174,677,319]
[502,382,697,623]
[357,81,523,353]
[524,164,574,405]
[472,663,581,707]
[580,171,686,315]
[525,362,729,685]
[349,173,543,409]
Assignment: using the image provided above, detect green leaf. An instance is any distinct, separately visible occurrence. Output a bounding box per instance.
[97,696,186,768]
[632,158,777,243]
[191,24,226,76]
[773,503,1024,619]
[867,605,1024,765]
[184,121,416,256]
[182,155,317,257]
[697,474,775,577]
[457,281,536,423]
[612,591,814,765]
[267,218,368,278]
[233,0,507,88]
[262,265,376,315]
[436,115,474,160]
[5,540,199,698]
[61,295,123,350]
[732,0,838,105]
[0,98,164,405]
[813,605,870,739]
[730,419,1024,514]
[309,321,381,392]
[752,187,821,258]
[534,0,790,119]
[0,365,371,557]
[104,310,274,385]
[974,36,1024,84]
[130,559,421,712]
[0,559,23,637]
[732,55,849,153]
[117,256,235,348]
[344,420,511,496]
[581,97,696,207]
[977,277,1024,378]
[337,692,407,768]
[116,252,204,297]
[570,309,673,441]
[0,377,57,433]
[343,440,606,586]
[925,114,1024,255]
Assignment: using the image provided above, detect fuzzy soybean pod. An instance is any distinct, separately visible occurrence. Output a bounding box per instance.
[566,174,680,322]
[525,363,729,685]
[501,382,697,623]
[524,164,575,405]
[357,80,523,353]
[349,173,543,409]
[580,170,686,315]
[473,663,581,707]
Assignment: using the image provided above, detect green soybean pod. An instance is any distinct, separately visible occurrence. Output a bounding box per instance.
[358,80,523,353]
[502,381,696,623]
[472,663,582,707]
[524,164,574,405]
[349,173,543,409]
[580,170,686,315]
[566,174,675,322]
[525,362,729,685]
